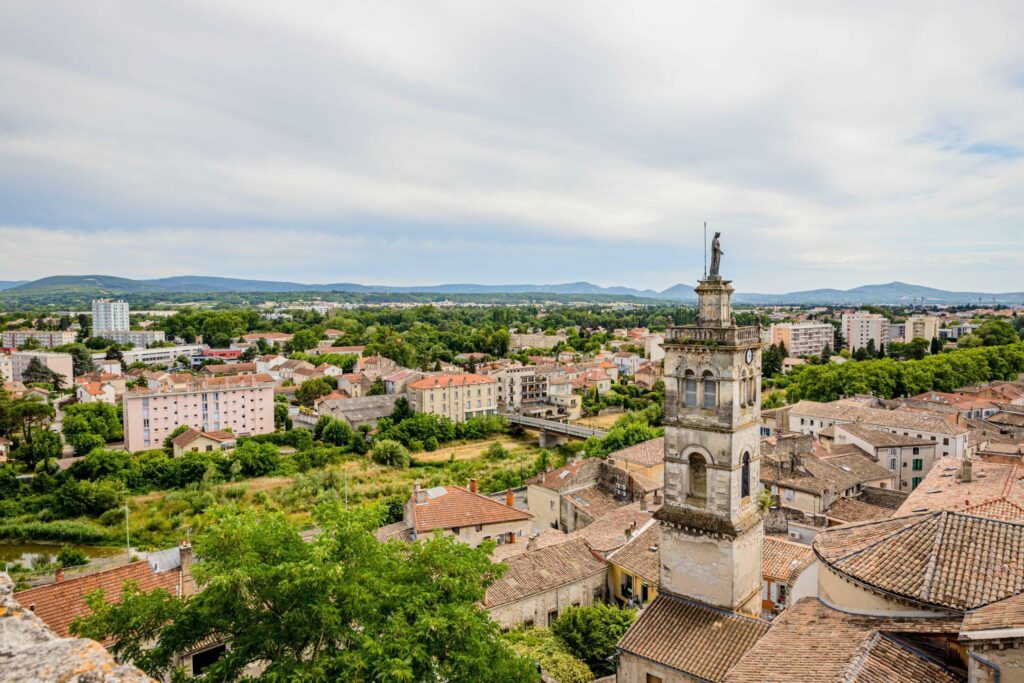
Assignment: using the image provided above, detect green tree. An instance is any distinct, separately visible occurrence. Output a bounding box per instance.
[288,328,321,353]
[295,377,336,407]
[975,320,1021,346]
[21,357,62,388]
[71,504,537,682]
[503,628,591,683]
[55,343,96,376]
[367,377,386,396]
[371,439,410,468]
[321,418,353,447]
[550,603,636,676]
[232,441,279,478]
[390,396,414,424]
[930,336,942,355]
[819,343,832,365]
[62,402,123,455]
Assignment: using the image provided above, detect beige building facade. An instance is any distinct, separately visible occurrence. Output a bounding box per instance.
[840,312,890,351]
[768,322,833,357]
[406,373,497,423]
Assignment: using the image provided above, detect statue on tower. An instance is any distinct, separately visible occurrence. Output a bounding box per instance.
[709,231,724,278]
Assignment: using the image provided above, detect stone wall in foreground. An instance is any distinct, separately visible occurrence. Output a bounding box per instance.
[0,572,154,683]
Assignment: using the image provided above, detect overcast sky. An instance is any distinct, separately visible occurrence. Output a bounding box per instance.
[1,1,1022,293]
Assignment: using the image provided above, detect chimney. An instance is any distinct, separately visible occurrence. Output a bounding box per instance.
[469,478,478,494]
[961,458,973,483]
[54,567,64,583]
[414,483,426,504]
[505,488,515,508]
[179,539,195,596]
[639,494,648,512]
[527,534,538,550]
[653,490,662,506]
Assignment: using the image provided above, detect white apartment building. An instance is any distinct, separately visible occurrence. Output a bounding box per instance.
[91,299,130,336]
[406,373,497,423]
[769,322,834,358]
[840,312,891,352]
[490,365,547,411]
[1,330,77,349]
[509,332,567,351]
[122,373,275,452]
[91,344,207,367]
[95,330,167,346]
[903,315,940,343]
[0,353,11,382]
[644,333,665,362]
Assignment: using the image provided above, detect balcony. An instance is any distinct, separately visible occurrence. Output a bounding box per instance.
[665,325,761,347]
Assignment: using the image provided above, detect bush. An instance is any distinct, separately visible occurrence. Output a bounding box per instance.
[233,441,280,478]
[0,520,114,544]
[56,546,89,568]
[502,628,592,683]
[371,439,410,468]
[484,441,511,460]
[551,603,637,676]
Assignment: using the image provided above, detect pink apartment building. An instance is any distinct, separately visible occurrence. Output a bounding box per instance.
[123,373,275,452]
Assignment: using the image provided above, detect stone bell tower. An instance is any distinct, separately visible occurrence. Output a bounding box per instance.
[654,259,764,616]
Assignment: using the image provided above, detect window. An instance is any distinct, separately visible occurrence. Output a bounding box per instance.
[778,584,787,604]
[912,458,923,471]
[702,371,716,407]
[547,609,558,626]
[475,524,483,532]
[622,573,634,598]
[684,373,697,408]
[687,453,707,504]
[912,447,920,455]
[889,458,897,470]
[191,644,226,676]
[641,583,650,603]
[943,438,949,446]
[646,674,664,683]
[741,452,751,499]
[911,476,922,489]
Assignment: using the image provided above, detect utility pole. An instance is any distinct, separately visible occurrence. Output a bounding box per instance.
[124,500,130,564]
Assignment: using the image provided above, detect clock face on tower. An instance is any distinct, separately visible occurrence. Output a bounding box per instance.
[744,349,754,365]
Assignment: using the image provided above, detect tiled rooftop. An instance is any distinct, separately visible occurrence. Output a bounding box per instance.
[814,511,1024,611]
[761,536,813,583]
[618,593,770,682]
[410,485,531,533]
[607,521,659,584]
[724,598,962,683]
[826,497,895,523]
[896,456,1024,521]
[484,538,605,608]
[607,437,664,468]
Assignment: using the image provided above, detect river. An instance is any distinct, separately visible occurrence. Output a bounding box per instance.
[0,542,123,569]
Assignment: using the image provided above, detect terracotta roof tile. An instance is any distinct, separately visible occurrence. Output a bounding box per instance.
[961,590,1024,635]
[762,536,814,583]
[814,511,1024,611]
[724,598,962,683]
[410,485,531,533]
[607,522,660,584]
[827,497,895,524]
[608,437,664,468]
[896,456,1024,521]
[15,560,181,639]
[407,373,496,390]
[484,538,605,608]
[617,594,770,681]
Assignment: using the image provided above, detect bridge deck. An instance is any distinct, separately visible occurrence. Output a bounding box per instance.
[506,414,607,438]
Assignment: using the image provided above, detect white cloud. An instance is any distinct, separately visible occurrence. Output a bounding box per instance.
[0,0,1022,292]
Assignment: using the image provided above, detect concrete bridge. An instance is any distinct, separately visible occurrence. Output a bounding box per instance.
[505,414,607,448]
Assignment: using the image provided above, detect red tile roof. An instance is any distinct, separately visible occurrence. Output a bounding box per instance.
[407,373,496,390]
[410,485,531,533]
[608,437,664,468]
[484,538,605,608]
[618,594,770,681]
[15,561,182,639]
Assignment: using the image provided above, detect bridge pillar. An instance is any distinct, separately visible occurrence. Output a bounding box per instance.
[539,430,568,449]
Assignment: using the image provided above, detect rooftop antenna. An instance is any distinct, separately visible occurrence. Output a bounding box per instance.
[703,221,708,280]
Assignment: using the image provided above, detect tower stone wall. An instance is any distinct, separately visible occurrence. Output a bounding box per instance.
[655,275,764,616]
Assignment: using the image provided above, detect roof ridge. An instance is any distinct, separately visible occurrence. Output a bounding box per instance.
[842,631,881,682]
[919,511,948,603]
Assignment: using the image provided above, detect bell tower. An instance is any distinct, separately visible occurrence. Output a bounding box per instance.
[655,260,764,616]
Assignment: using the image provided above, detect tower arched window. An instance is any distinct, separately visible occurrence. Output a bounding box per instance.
[741,452,751,499]
[702,371,717,407]
[688,453,707,505]
[684,370,697,408]
[740,371,748,406]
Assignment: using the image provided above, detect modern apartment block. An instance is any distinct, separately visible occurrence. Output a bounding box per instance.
[91,299,130,336]
[769,322,834,357]
[490,365,548,411]
[95,330,167,346]
[92,344,207,367]
[406,373,497,423]
[840,312,891,351]
[10,351,74,386]
[903,315,940,343]
[1,330,77,349]
[122,373,275,452]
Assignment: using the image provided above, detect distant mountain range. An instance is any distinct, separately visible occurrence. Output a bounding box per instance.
[2,275,1023,305]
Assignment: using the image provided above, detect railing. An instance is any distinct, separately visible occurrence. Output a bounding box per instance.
[665,325,761,346]
[505,414,607,438]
